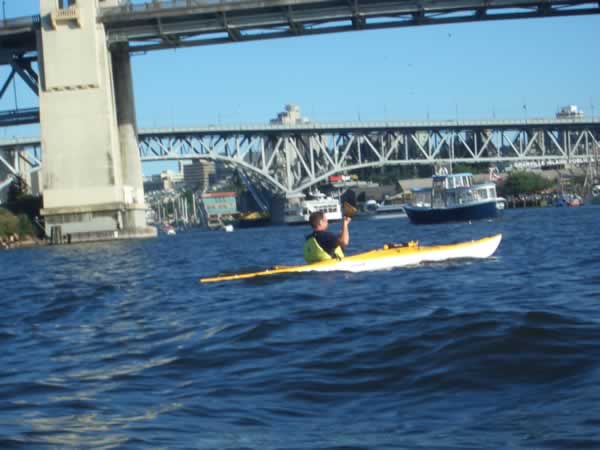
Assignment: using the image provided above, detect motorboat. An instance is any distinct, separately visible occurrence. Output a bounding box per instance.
[284,191,342,225]
[404,171,502,225]
[356,199,407,220]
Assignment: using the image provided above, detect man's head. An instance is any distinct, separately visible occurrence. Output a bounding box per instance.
[309,211,328,231]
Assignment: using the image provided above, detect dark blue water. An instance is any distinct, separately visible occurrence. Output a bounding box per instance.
[2,206,600,449]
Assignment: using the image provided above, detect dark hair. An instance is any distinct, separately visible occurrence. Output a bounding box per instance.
[309,211,325,228]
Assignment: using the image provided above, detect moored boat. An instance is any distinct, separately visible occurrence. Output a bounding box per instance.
[238,211,271,228]
[372,201,407,219]
[555,193,584,207]
[404,172,502,225]
[163,225,176,235]
[284,191,342,225]
[200,234,502,283]
[586,185,600,205]
[355,199,407,220]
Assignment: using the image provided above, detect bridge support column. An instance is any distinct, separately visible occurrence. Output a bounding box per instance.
[38,0,155,242]
[112,43,147,230]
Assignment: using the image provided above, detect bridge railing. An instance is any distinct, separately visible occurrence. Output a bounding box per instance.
[140,117,600,134]
[101,0,277,16]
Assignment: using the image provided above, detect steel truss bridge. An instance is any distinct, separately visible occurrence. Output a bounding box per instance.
[2,118,599,195]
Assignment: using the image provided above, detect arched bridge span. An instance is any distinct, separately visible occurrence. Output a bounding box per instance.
[2,118,599,196]
[138,119,600,194]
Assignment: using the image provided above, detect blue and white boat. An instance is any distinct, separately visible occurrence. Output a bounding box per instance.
[404,172,503,225]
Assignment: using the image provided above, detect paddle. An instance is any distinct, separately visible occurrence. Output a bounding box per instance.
[342,201,358,218]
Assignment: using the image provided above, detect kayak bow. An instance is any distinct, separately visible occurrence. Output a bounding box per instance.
[200,234,502,283]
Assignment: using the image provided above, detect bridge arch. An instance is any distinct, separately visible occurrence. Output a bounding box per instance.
[141,154,289,194]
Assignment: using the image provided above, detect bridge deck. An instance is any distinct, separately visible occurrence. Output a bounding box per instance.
[1,0,599,55]
[0,17,39,60]
[101,0,600,50]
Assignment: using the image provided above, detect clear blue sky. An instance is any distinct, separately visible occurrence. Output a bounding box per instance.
[2,1,599,172]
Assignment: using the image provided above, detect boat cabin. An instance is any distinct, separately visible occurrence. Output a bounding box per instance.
[413,173,499,209]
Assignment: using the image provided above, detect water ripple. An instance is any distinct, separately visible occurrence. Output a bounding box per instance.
[1,208,600,448]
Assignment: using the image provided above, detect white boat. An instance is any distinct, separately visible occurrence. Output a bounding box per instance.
[200,234,502,283]
[356,199,407,220]
[284,191,342,225]
[163,225,176,235]
[496,197,507,210]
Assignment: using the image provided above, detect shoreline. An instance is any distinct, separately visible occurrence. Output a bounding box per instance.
[0,236,47,251]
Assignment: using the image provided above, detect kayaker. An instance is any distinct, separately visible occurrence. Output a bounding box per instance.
[303,211,351,263]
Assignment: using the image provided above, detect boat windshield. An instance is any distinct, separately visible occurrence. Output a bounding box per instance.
[446,174,473,189]
[412,189,431,207]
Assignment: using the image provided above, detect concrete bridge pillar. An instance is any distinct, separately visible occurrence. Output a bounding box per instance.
[37,0,155,242]
[112,43,147,230]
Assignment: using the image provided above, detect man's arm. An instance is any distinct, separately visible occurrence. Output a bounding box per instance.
[337,216,351,248]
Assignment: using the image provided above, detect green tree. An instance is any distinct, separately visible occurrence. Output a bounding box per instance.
[0,208,19,238]
[0,208,37,238]
[499,171,554,196]
[17,214,34,236]
[452,163,488,175]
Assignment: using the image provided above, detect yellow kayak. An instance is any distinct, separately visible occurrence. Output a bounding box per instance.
[200,234,502,283]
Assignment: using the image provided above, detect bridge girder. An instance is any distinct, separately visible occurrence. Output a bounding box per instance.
[2,0,599,56]
[99,0,600,52]
[136,122,600,193]
[2,121,599,196]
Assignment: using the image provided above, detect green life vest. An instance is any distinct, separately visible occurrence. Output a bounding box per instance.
[303,236,344,263]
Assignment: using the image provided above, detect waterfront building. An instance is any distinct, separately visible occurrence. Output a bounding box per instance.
[200,191,238,229]
[160,169,184,191]
[143,175,164,193]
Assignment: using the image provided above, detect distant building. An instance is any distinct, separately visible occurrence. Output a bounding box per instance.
[161,169,184,191]
[143,174,164,193]
[270,104,310,125]
[268,105,311,187]
[143,170,184,193]
[200,191,238,229]
[201,191,237,215]
[183,160,215,191]
[556,105,584,119]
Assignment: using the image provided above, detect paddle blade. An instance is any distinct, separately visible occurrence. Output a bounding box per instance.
[342,202,357,218]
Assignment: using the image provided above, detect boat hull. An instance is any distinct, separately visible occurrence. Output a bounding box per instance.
[404,200,498,225]
[355,206,407,220]
[200,234,502,283]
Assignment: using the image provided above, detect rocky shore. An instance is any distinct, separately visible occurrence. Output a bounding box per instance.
[0,234,46,250]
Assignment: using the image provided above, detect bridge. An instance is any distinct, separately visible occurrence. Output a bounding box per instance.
[0,0,598,241]
[1,0,599,126]
[3,117,599,194]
